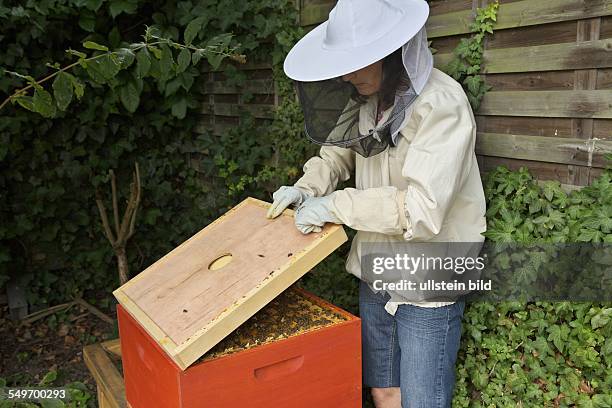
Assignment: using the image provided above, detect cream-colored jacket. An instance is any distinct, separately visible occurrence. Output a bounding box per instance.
[294,68,487,313]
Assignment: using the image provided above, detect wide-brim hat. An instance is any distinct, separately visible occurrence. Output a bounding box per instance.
[284,0,429,82]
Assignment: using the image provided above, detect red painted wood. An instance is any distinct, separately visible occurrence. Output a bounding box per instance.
[118,305,181,408]
[117,289,362,408]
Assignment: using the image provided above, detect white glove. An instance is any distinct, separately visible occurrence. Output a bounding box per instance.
[294,195,342,234]
[266,186,312,219]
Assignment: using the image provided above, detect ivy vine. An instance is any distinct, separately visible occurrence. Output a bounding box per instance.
[443,0,499,110]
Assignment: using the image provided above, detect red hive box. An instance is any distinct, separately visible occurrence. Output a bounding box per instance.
[117,287,362,408]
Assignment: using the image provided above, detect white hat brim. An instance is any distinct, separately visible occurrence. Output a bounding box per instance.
[284,0,429,82]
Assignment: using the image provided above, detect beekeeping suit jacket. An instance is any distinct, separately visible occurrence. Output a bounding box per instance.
[293,67,487,314]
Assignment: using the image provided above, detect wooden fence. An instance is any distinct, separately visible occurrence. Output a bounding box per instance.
[196,0,612,189]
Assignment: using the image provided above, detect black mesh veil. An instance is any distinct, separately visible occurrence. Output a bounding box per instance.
[295,78,419,158]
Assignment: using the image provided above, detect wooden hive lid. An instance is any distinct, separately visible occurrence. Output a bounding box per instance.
[113,197,348,370]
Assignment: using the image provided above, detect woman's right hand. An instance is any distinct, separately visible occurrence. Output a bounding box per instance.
[266,186,312,219]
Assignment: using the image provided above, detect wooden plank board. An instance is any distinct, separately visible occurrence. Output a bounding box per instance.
[300,0,612,37]
[478,155,594,186]
[202,79,274,95]
[483,71,575,92]
[83,343,126,408]
[476,132,612,167]
[200,103,275,119]
[201,60,272,73]
[477,90,612,118]
[475,115,574,137]
[427,0,612,38]
[101,338,121,357]
[570,17,602,185]
[113,197,348,370]
[300,0,335,27]
[434,39,612,73]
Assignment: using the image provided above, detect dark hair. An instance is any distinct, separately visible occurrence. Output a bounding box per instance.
[349,47,411,110]
[379,47,411,110]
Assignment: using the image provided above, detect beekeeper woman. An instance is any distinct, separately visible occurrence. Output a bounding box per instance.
[267,0,487,406]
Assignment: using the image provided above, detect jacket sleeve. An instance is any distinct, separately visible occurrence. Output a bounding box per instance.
[327,90,476,240]
[293,145,355,197]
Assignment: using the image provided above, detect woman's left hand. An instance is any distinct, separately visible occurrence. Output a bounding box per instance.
[294,195,342,234]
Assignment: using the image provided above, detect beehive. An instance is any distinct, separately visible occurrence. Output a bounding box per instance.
[113,197,361,407]
[118,286,361,407]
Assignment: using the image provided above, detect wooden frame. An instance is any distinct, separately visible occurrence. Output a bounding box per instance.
[83,340,126,408]
[113,197,348,370]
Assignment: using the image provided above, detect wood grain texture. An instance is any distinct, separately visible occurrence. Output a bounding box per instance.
[482,39,612,74]
[83,343,127,408]
[570,16,601,185]
[476,132,612,167]
[101,339,121,357]
[202,78,274,95]
[200,102,274,119]
[475,115,574,137]
[428,0,612,38]
[433,39,612,73]
[114,197,347,370]
[483,71,575,91]
[477,90,612,118]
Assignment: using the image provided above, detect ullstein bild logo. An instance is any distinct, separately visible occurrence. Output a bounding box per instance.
[370,279,492,292]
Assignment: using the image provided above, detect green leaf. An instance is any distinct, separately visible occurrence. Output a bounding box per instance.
[39,370,57,386]
[148,45,162,59]
[52,72,73,111]
[39,399,65,408]
[136,48,151,78]
[71,76,85,99]
[159,44,174,77]
[78,11,96,32]
[13,95,35,112]
[115,48,135,69]
[66,49,87,59]
[85,0,104,11]
[171,97,187,119]
[192,49,205,65]
[464,75,482,96]
[206,53,224,70]
[33,88,57,118]
[591,308,611,329]
[184,16,207,45]
[109,0,137,18]
[207,33,233,51]
[83,41,109,52]
[177,48,191,73]
[119,80,140,113]
[547,325,570,353]
[86,54,120,83]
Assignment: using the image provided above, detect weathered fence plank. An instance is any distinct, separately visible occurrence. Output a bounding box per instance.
[478,90,612,118]
[434,39,612,73]
[475,132,612,167]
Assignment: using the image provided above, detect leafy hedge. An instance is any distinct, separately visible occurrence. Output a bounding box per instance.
[454,165,611,407]
[0,0,306,306]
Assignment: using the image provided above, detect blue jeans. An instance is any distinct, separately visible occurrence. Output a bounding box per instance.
[359,280,465,408]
